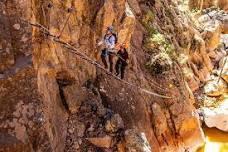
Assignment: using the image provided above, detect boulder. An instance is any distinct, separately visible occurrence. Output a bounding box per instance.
[200,104,228,132]
[201,21,221,50]
[63,85,87,113]
[124,129,151,152]
[105,114,124,133]
[87,135,113,148]
[204,78,227,97]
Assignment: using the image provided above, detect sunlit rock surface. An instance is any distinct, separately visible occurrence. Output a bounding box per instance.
[5,0,228,151]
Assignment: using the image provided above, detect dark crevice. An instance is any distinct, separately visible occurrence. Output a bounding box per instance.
[93,74,112,109]
[56,71,75,112]
[57,84,69,112]
[90,0,105,27]
[161,133,169,146]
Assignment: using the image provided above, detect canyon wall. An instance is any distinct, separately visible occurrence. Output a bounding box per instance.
[3,0,226,151]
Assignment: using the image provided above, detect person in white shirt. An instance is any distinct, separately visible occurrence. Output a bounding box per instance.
[97,26,117,72]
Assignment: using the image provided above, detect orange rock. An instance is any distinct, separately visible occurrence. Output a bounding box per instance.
[222,75,228,84]
[87,135,113,148]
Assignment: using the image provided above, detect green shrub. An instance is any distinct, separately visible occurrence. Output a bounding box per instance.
[142,10,155,28]
[145,52,172,75]
[145,31,174,56]
[142,11,175,75]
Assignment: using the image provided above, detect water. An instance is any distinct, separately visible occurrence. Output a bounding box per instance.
[197,127,228,152]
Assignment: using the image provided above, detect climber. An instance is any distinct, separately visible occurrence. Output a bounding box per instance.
[115,44,129,79]
[97,26,117,72]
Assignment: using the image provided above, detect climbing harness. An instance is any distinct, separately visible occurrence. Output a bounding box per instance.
[20,19,172,99]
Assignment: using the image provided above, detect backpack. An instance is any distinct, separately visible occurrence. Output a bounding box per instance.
[106,33,118,45]
[112,33,118,44]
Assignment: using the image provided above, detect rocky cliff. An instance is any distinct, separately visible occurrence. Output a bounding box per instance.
[0,0,227,152]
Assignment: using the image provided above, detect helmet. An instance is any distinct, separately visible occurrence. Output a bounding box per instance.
[107,26,114,32]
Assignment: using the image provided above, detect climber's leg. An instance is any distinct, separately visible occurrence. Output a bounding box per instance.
[101,49,108,69]
[120,64,126,79]
[109,53,114,73]
[115,60,121,76]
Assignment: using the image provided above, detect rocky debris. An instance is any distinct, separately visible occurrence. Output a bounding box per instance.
[203,54,227,98]
[64,85,126,151]
[198,66,227,131]
[67,118,85,137]
[197,69,227,132]
[198,8,228,34]
[194,11,228,133]
[204,78,227,97]
[105,114,124,133]
[87,135,113,148]
[124,129,151,152]
[201,20,221,50]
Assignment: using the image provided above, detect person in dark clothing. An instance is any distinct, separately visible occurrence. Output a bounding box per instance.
[115,44,129,79]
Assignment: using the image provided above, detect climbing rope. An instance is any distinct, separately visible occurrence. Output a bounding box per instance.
[20,19,172,99]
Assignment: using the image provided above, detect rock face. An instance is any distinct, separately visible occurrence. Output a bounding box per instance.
[0,0,215,152]
[63,85,87,113]
[0,1,32,72]
[0,68,52,152]
[189,0,228,11]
